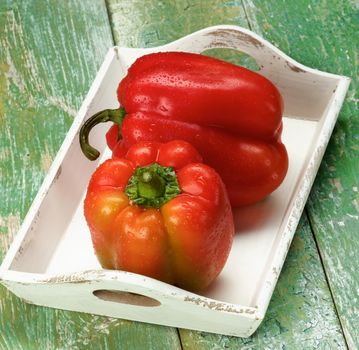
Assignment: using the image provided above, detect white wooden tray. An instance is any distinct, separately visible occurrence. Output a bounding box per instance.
[0,25,350,337]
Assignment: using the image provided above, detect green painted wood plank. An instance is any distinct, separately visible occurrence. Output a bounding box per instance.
[107,0,347,348]
[0,1,181,349]
[0,285,181,350]
[108,0,249,48]
[243,0,359,348]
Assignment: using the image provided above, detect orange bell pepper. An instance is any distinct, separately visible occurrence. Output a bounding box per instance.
[84,140,234,292]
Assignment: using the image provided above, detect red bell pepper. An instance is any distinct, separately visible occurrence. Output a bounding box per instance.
[84,140,234,292]
[80,51,288,206]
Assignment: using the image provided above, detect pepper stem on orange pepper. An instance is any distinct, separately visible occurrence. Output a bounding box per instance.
[125,163,181,208]
[79,107,126,160]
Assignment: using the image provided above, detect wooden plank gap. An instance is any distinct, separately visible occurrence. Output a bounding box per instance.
[176,328,185,350]
[103,0,116,46]
[240,0,253,31]
[304,207,350,350]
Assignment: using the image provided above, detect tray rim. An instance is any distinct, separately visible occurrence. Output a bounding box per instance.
[0,25,351,336]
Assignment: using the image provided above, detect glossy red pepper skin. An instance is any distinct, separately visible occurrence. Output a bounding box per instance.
[84,140,234,292]
[118,52,283,141]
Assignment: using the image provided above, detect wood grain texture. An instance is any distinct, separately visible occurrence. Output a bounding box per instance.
[0,286,181,350]
[0,1,181,349]
[107,0,348,348]
[0,0,114,252]
[243,0,358,347]
[108,0,248,48]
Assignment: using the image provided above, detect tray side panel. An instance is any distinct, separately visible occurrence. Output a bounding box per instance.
[253,76,350,314]
[2,50,124,273]
[1,275,260,338]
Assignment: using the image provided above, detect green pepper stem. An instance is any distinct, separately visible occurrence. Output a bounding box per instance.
[125,163,181,208]
[138,170,166,199]
[79,107,126,160]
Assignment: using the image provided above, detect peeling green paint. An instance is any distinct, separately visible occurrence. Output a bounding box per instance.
[0,63,10,118]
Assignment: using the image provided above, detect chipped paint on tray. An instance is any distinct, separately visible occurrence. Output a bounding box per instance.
[184,296,256,315]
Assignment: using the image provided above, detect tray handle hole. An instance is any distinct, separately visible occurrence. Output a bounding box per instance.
[93,289,161,307]
[201,48,260,72]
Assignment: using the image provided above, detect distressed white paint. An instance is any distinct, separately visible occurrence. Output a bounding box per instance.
[0,25,350,337]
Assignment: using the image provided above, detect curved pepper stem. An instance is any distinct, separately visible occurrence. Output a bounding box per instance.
[79,107,126,160]
[125,163,181,208]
